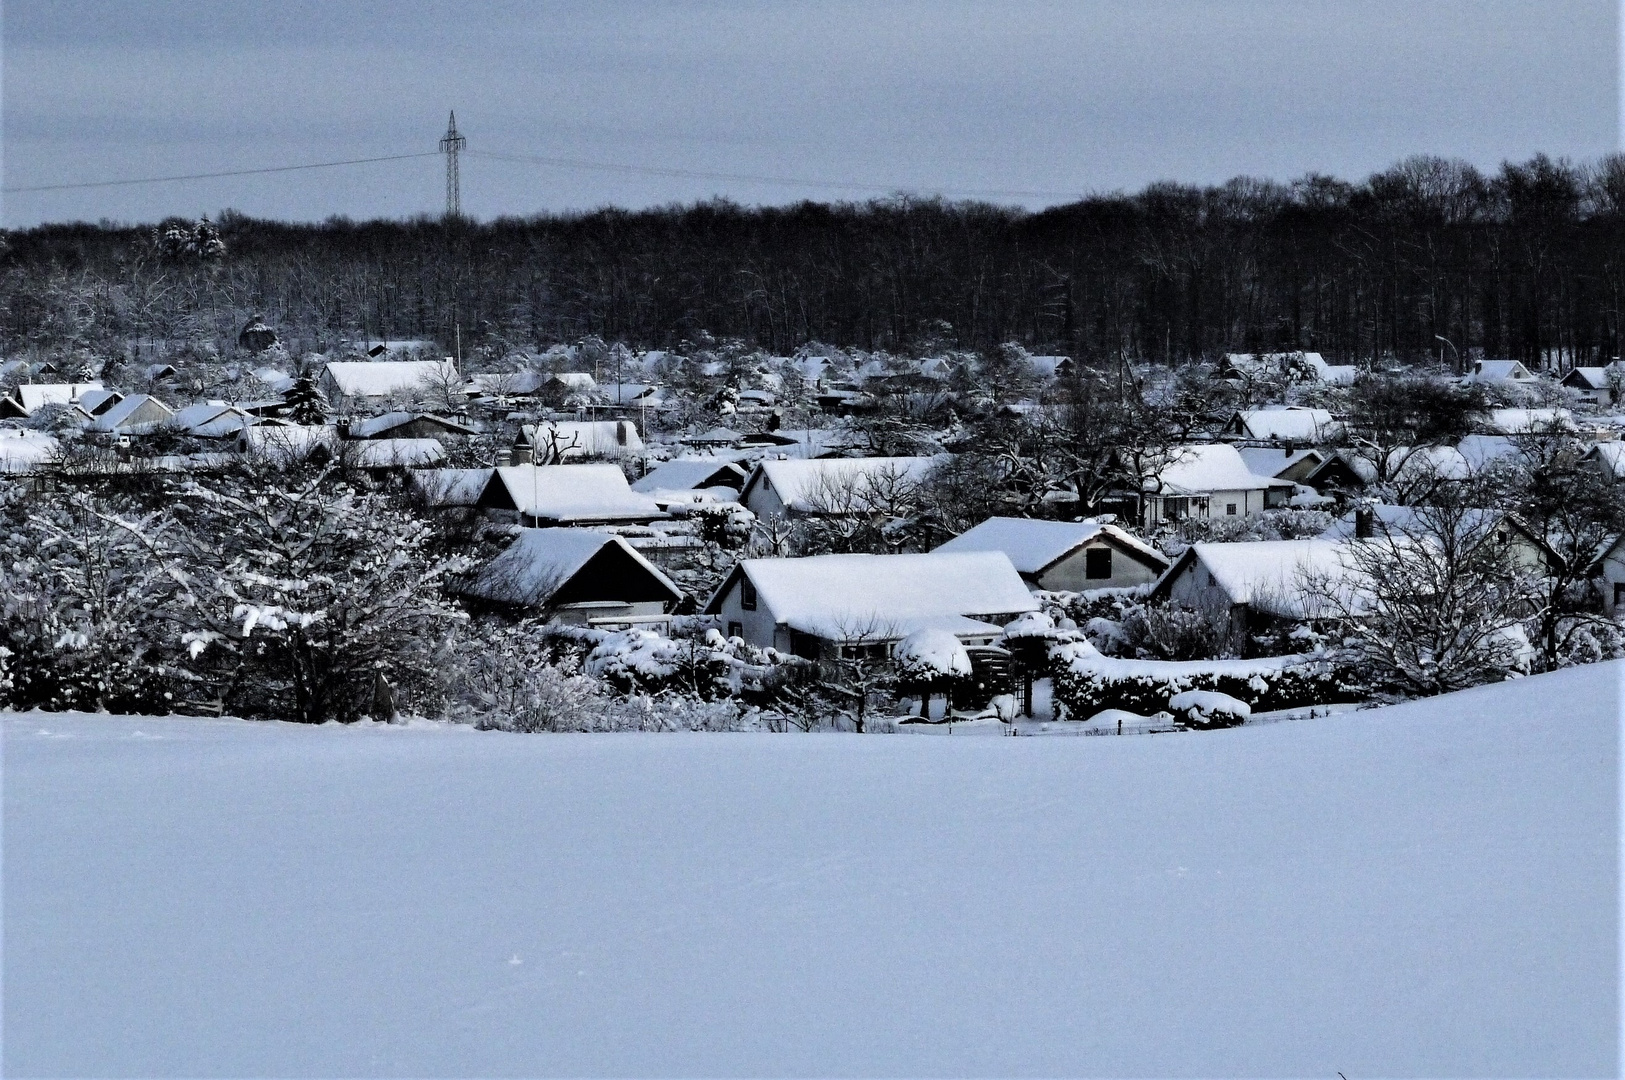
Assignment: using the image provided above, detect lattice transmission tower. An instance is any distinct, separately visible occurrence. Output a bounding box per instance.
[439,111,466,218]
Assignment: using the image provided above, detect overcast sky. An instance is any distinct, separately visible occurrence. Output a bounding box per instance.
[3,0,1620,226]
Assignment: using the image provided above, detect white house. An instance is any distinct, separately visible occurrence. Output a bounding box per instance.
[1224,407,1342,444]
[238,424,339,465]
[463,529,683,627]
[1589,534,1625,618]
[167,403,257,439]
[630,458,749,509]
[476,464,666,526]
[738,456,940,519]
[932,517,1169,592]
[87,395,175,434]
[1561,366,1619,407]
[1466,359,1537,385]
[321,359,460,402]
[1583,442,1625,482]
[702,551,1038,659]
[1150,539,1368,650]
[1138,444,1295,528]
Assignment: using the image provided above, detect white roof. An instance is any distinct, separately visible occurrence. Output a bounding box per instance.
[1149,444,1294,495]
[169,403,253,438]
[1317,504,1505,544]
[1455,434,1523,472]
[347,412,475,438]
[16,382,102,413]
[1387,445,1471,483]
[346,439,445,468]
[240,424,337,464]
[87,395,174,433]
[748,456,940,512]
[631,458,747,493]
[1180,540,1365,619]
[1231,407,1340,443]
[712,551,1038,640]
[524,420,644,457]
[486,464,665,524]
[1564,366,1612,389]
[1469,360,1534,382]
[1585,442,1625,478]
[548,372,598,390]
[0,428,59,473]
[465,529,680,607]
[323,360,458,397]
[934,517,1167,575]
[411,468,495,507]
[1237,446,1324,478]
[1483,408,1572,434]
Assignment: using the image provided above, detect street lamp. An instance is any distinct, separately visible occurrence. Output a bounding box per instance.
[1435,334,1461,373]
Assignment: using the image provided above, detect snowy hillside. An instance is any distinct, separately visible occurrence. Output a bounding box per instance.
[5,663,1619,1077]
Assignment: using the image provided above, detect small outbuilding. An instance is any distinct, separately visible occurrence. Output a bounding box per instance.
[933,517,1169,592]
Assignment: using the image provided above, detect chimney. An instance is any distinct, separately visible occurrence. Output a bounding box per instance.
[1354,503,1375,540]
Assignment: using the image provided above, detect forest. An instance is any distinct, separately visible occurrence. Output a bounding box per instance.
[3,153,1622,369]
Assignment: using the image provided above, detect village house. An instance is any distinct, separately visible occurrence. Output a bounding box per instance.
[1224,407,1342,444]
[167,403,259,439]
[1301,449,1376,495]
[1219,351,1358,386]
[518,419,644,461]
[535,372,599,408]
[476,463,666,526]
[1465,359,1537,385]
[630,458,749,508]
[345,412,479,443]
[1582,442,1625,482]
[87,394,175,434]
[739,455,940,519]
[320,359,460,404]
[0,382,105,419]
[1561,365,1620,407]
[1151,539,1364,652]
[463,529,683,627]
[933,516,1169,592]
[1317,503,1557,575]
[1138,444,1296,529]
[703,551,1037,659]
[1237,446,1327,486]
[1588,534,1625,619]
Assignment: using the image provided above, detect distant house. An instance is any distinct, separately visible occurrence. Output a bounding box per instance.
[343,438,445,470]
[238,424,338,465]
[535,372,599,408]
[1561,366,1619,407]
[1224,407,1342,444]
[0,428,60,474]
[168,403,257,439]
[346,412,479,443]
[410,467,495,509]
[464,370,548,400]
[76,389,124,417]
[476,464,666,526]
[739,427,865,459]
[684,426,745,449]
[9,382,104,416]
[1480,408,1573,435]
[520,420,644,460]
[1237,446,1326,485]
[738,456,940,519]
[631,458,749,499]
[1466,359,1537,385]
[1138,444,1295,528]
[87,395,174,434]
[703,551,1038,658]
[464,529,683,627]
[1583,443,1625,482]
[1026,355,1074,380]
[320,359,460,402]
[933,517,1169,592]
[1589,534,1625,619]
[1220,352,1357,386]
[1151,539,1366,650]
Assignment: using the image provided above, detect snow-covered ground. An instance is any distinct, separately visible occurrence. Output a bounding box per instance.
[5,663,1619,1077]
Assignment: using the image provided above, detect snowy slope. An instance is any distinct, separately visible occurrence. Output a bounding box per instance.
[5,663,1619,1077]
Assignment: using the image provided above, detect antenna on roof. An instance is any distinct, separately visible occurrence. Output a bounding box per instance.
[438,111,466,219]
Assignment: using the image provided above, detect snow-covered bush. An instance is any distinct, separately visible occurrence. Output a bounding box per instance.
[894,628,972,683]
[1168,689,1251,729]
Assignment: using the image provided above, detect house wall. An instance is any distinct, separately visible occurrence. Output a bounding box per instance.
[742,477,790,520]
[712,573,790,651]
[1599,548,1625,620]
[1035,542,1163,592]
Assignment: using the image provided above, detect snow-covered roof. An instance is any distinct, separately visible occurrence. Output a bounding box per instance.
[1455,434,1523,472]
[746,456,941,512]
[240,424,338,464]
[322,360,458,398]
[706,551,1038,639]
[1173,540,1365,619]
[169,403,254,438]
[1237,446,1325,479]
[483,464,665,524]
[686,426,745,445]
[1148,444,1295,495]
[740,427,866,458]
[346,439,445,468]
[934,517,1168,576]
[1387,445,1471,483]
[547,372,598,390]
[15,382,102,413]
[1229,407,1340,443]
[631,458,748,494]
[0,428,60,473]
[1317,504,1505,544]
[1583,442,1625,479]
[1562,367,1613,390]
[87,394,174,433]
[466,370,547,396]
[411,468,495,507]
[1482,408,1572,434]
[250,367,295,394]
[76,388,122,414]
[1026,356,1071,379]
[465,529,680,608]
[1468,360,1535,383]
[523,420,644,458]
[347,412,477,438]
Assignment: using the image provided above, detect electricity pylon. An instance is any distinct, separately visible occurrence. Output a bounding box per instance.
[439,111,466,218]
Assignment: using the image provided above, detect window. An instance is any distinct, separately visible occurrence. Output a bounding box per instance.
[727,621,743,639]
[1085,547,1112,579]
[1226,503,1238,516]
[1614,584,1625,606]
[740,577,757,610]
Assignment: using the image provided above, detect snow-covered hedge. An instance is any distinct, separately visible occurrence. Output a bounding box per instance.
[1049,638,1358,719]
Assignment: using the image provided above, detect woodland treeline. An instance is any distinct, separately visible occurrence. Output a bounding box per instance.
[3,153,1622,368]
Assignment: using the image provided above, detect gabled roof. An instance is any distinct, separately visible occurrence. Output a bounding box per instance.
[346,439,445,468]
[1146,444,1295,495]
[411,468,495,507]
[1482,408,1572,435]
[741,455,941,512]
[933,516,1168,576]
[322,359,458,397]
[347,411,479,438]
[169,403,253,438]
[703,552,1038,639]
[1468,360,1535,383]
[1562,367,1613,390]
[479,464,665,524]
[1582,442,1625,479]
[1237,446,1325,479]
[76,389,123,415]
[87,394,174,433]
[1154,539,1366,619]
[465,529,681,609]
[1227,407,1340,443]
[523,420,643,457]
[685,426,745,445]
[240,424,338,464]
[631,458,748,493]
[0,428,60,473]
[15,382,103,413]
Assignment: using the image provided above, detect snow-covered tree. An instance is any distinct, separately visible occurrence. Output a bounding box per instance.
[280,375,330,425]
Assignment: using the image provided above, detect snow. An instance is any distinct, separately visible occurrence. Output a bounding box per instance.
[322,359,458,398]
[15,382,102,413]
[1483,407,1573,434]
[1172,539,1364,618]
[1168,688,1251,725]
[1231,406,1340,442]
[1149,443,1294,496]
[524,420,644,457]
[1467,359,1535,383]
[893,627,973,678]
[748,455,940,512]
[410,467,494,507]
[936,516,1167,575]
[1237,445,1323,478]
[465,529,680,608]
[1588,441,1625,480]
[0,427,60,472]
[487,464,665,524]
[239,423,337,464]
[168,403,254,438]
[346,438,445,468]
[631,458,746,494]
[5,660,1617,1076]
[86,393,175,433]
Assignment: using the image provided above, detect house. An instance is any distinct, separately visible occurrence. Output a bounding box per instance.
[739,427,865,459]
[76,389,124,416]
[1317,503,1556,575]
[476,464,666,526]
[238,424,339,465]
[345,412,479,443]
[1151,539,1365,650]
[1301,450,1376,494]
[320,359,460,402]
[463,529,683,627]
[411,468,495,508]
[1582,443,1625,481]
[87,394,174,434]
[1237,446,1326,485]
[167,403,257,439]
[684,426,745,449]
[343,438,445,470]
[465,370,548,400]
[1481,408,1573,435]
[631,458,748,496]
[143,363,179,382]
[1027,356,1074,380]
[1466,359,1537,385]
[535,372,599,408]
[1561,366,1619,407]
[520,420,644,460]
[702,551,1038,659]
[1588,534,1625,618]
[1138,444,1295,528]
[738,456,940,519]
[933,517,1169,591]
[10,382,104,415]
[1220,352,1357,386]
[1224,407,1342,444]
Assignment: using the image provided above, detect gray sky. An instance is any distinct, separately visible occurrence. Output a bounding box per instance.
[3,0,1620,226]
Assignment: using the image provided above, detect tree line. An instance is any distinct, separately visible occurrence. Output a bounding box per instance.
[3,153,1621,368]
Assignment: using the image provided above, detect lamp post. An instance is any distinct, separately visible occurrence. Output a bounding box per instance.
[1435,334,1461,374]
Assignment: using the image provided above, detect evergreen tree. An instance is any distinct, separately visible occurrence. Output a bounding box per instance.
[282,376,330,424]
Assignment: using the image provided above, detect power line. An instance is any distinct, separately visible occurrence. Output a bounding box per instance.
[467,149,1083,202]
[2,152,442,194]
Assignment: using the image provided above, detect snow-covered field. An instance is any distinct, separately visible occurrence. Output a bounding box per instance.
[5,664,1619,1077]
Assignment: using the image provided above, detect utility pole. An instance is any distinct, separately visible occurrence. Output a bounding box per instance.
[439,111,466,219]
